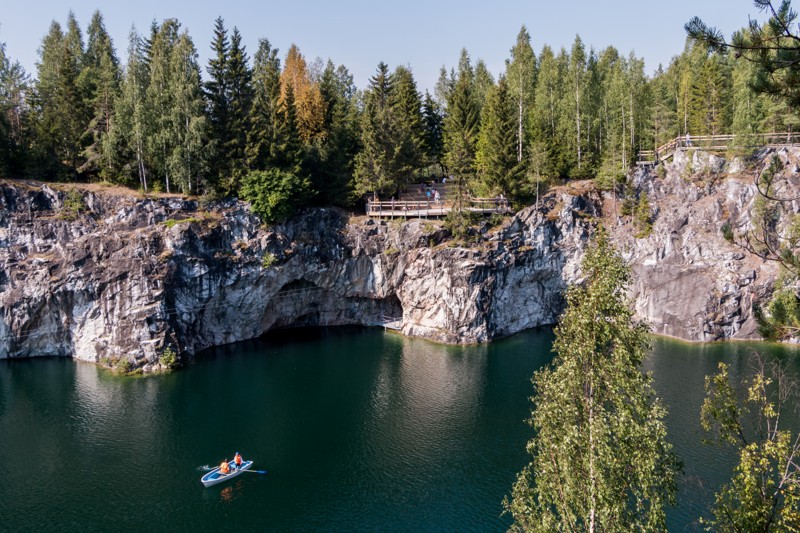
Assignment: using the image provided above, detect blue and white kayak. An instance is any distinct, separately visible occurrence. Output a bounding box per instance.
[201,460,253,487]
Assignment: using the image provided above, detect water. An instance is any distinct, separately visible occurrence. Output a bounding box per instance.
[0,327,798,532]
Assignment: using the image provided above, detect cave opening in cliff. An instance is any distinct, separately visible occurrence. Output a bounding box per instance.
[376,293,403,326]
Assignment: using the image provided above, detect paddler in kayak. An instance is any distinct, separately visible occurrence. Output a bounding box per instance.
[234,452,243,470]
[219,459,231,474]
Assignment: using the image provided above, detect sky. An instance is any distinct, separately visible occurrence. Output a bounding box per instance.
[0,0,768,92]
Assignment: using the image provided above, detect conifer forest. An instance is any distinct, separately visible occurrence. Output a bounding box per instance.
[0,11,796,221]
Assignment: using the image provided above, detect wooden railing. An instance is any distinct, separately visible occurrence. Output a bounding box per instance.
[638,132,800,164]
[365,196,510,218]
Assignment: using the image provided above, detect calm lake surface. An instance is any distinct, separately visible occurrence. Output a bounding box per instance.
[1,327,799,532]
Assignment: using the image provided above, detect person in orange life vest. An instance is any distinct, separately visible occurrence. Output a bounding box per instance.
[234,452,243,470]
[219,459,230,474]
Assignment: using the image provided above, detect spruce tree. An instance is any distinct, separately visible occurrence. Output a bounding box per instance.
[475,77,522,198]
[353,62,397,196]
[564,36,588,176]
[422,91,444,170]
[473,59,495,118]
[506,230,679,532]
[33,15,87,180]
[245,38,281,172]
[81,10,120,179]
[272,83,302,174]
[309,60,357,205]
[443,49,480,216]
[225,27,253,191]
[388,65,425,184]
[204,17,230,189]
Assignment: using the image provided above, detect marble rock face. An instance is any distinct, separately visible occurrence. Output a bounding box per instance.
[1,149,795,368]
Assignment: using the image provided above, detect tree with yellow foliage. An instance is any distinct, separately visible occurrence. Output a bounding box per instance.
[279,44,325,144]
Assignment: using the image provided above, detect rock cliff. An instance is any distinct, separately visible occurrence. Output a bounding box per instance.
[0,148,794,369]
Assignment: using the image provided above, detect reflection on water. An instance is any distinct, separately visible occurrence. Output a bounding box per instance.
[0,328,798,532]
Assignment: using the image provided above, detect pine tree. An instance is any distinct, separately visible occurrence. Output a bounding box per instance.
[506,230,679,532]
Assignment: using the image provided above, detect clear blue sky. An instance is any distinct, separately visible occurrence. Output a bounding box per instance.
[0,0,766,92]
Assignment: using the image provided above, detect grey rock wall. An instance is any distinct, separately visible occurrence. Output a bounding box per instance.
[0,148,794,368]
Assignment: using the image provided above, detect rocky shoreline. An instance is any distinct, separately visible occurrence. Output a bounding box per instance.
[1,147,795,371]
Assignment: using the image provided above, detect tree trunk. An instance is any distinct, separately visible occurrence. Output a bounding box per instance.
[576,83,582,169]
[588,380,597,533]
[518,94,524,163]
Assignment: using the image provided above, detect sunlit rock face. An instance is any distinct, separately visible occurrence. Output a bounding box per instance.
[0,149,794,368]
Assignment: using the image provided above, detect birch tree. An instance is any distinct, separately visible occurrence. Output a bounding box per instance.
[506,230,679,532]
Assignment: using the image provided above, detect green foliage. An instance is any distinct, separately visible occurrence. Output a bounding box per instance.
[506,230,679,532]
[475,77,523,199]
[634,191,653,238]
[687,1,800,109]
[700,356,800,532]
[58,189,86,220]
[721,221,734,242]
[443,209,480,241]
[204,18,253,193]
[162,216,203,229]
[754,274,800,341]
[158,346,177,369]
[261,252,276,268]
[241,168,309,225]
[81,10,121,179]
[245,38,282,172]
[114,358,133,373]
[353,62,425,196]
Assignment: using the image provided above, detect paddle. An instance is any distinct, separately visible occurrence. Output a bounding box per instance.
[241,469,268,474]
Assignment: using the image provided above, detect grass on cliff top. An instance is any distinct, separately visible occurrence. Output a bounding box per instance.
[162,211,221,229]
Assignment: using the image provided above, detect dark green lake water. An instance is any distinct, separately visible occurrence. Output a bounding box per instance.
[1,327,799,532]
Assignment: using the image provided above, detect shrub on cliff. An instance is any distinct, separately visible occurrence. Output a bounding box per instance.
[241,169,310,225]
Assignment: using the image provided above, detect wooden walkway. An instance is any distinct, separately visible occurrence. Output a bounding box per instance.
[366,198,510,219]
[638,132,800,164]
[366,182,511,219]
